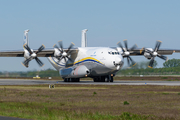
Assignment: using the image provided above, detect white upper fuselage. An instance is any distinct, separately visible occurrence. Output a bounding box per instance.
[48,47,124,78]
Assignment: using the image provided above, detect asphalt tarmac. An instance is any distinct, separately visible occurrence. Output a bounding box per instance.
[0,79,180,86]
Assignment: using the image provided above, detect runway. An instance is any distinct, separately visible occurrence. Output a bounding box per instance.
[1,79,180,86]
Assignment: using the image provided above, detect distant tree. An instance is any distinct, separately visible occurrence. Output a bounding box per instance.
[130,60,158,69]
[151,60,158,68]
[163,59,180,68]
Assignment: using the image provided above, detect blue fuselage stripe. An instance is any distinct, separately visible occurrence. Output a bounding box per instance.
[51,57,65,66]
[75,59,103,65]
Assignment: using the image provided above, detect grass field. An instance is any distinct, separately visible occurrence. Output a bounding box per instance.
[0,84,180,120]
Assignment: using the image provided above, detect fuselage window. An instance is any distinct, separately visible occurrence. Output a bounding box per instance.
[112,52,114,55]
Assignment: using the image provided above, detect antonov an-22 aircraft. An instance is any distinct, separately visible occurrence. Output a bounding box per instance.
[0,29,180,82]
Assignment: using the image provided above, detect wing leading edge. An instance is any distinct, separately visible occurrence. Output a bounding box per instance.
[0,48,78,57]
[128,48,180,56]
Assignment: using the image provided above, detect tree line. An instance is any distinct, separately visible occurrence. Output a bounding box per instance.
[119,58,180,75]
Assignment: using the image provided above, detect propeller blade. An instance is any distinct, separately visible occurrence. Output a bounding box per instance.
[22,60,29,67]
[128,56,136,66]
[66,42,75,54]
[130,44,138,51]
[117,41,125,52]
[127,57,130,67]
[24,45,33,55]
[35,57,44,67]
[55,56,64,63]
[22,57,32,67]
[157,54,168,61]
[148,57,155,68]
[66,56,73,62]
[123,39,128,51]
[36,44,45,54]
[58,56,64,62]
[53,44,63,53]
[63,57,67,62]
[58,41,64,53]
[156,40,162,51]
[145,49,153,54]
[154,40,162,52]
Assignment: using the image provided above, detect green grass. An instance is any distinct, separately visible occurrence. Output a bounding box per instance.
[162,92,169,95]
[0,102,154,120]
[0,84,180,120]
[93,92,97,95]
[123,101,129,105]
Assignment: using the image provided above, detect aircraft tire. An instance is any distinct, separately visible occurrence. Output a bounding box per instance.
[105,76,110,82]
[93,77,98,82]
[64,78,68,82]
[110,76,113,82]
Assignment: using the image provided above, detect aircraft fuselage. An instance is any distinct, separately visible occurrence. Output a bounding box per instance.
[48,47,124,81]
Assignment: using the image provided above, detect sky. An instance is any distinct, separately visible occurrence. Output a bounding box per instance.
[0,0,180,71]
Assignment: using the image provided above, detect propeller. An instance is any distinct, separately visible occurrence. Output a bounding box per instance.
[146,40,168,68]
[53,41,74,63]
[117,39,137,68]
[22,44,45,67]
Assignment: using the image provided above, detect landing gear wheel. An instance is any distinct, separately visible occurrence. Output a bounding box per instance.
[64,78,67,82]
[93,77,98,82]
[105,77,109,82]
[110,76,114,82]
[64,78,80,82]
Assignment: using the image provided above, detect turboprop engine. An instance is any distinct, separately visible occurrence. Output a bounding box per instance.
[22,44,45,67]
[60,65,90,78]
[143,40,168,68]
[144,48,154,59]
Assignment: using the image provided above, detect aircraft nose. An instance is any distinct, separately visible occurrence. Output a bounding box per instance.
[114,57,123,64]
[113,57,124,70]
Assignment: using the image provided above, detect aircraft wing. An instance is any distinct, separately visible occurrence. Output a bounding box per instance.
[129,48,180,56]
[0,48,78,57]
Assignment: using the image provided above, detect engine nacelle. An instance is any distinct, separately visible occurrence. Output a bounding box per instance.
[60,65,90,78]
[24,49,31,59]
[54,48,61,57]
[144,48,153,59]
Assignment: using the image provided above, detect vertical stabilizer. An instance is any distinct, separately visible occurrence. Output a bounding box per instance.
[23,29,30,46]
[81,29,88,47]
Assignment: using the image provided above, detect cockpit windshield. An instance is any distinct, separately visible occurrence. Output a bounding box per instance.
[108,51,120,55]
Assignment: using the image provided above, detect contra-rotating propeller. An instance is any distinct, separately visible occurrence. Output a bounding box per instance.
[22,44,45,67]
[53,41,74,62]
[146,40,168,68]
[117,39,137,68]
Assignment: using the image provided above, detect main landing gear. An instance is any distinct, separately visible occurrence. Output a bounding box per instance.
[63,75,114,82]
[93,75,113,82]
[64,78,80,82]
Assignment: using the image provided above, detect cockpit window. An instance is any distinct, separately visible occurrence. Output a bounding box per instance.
[108,51,120,55]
